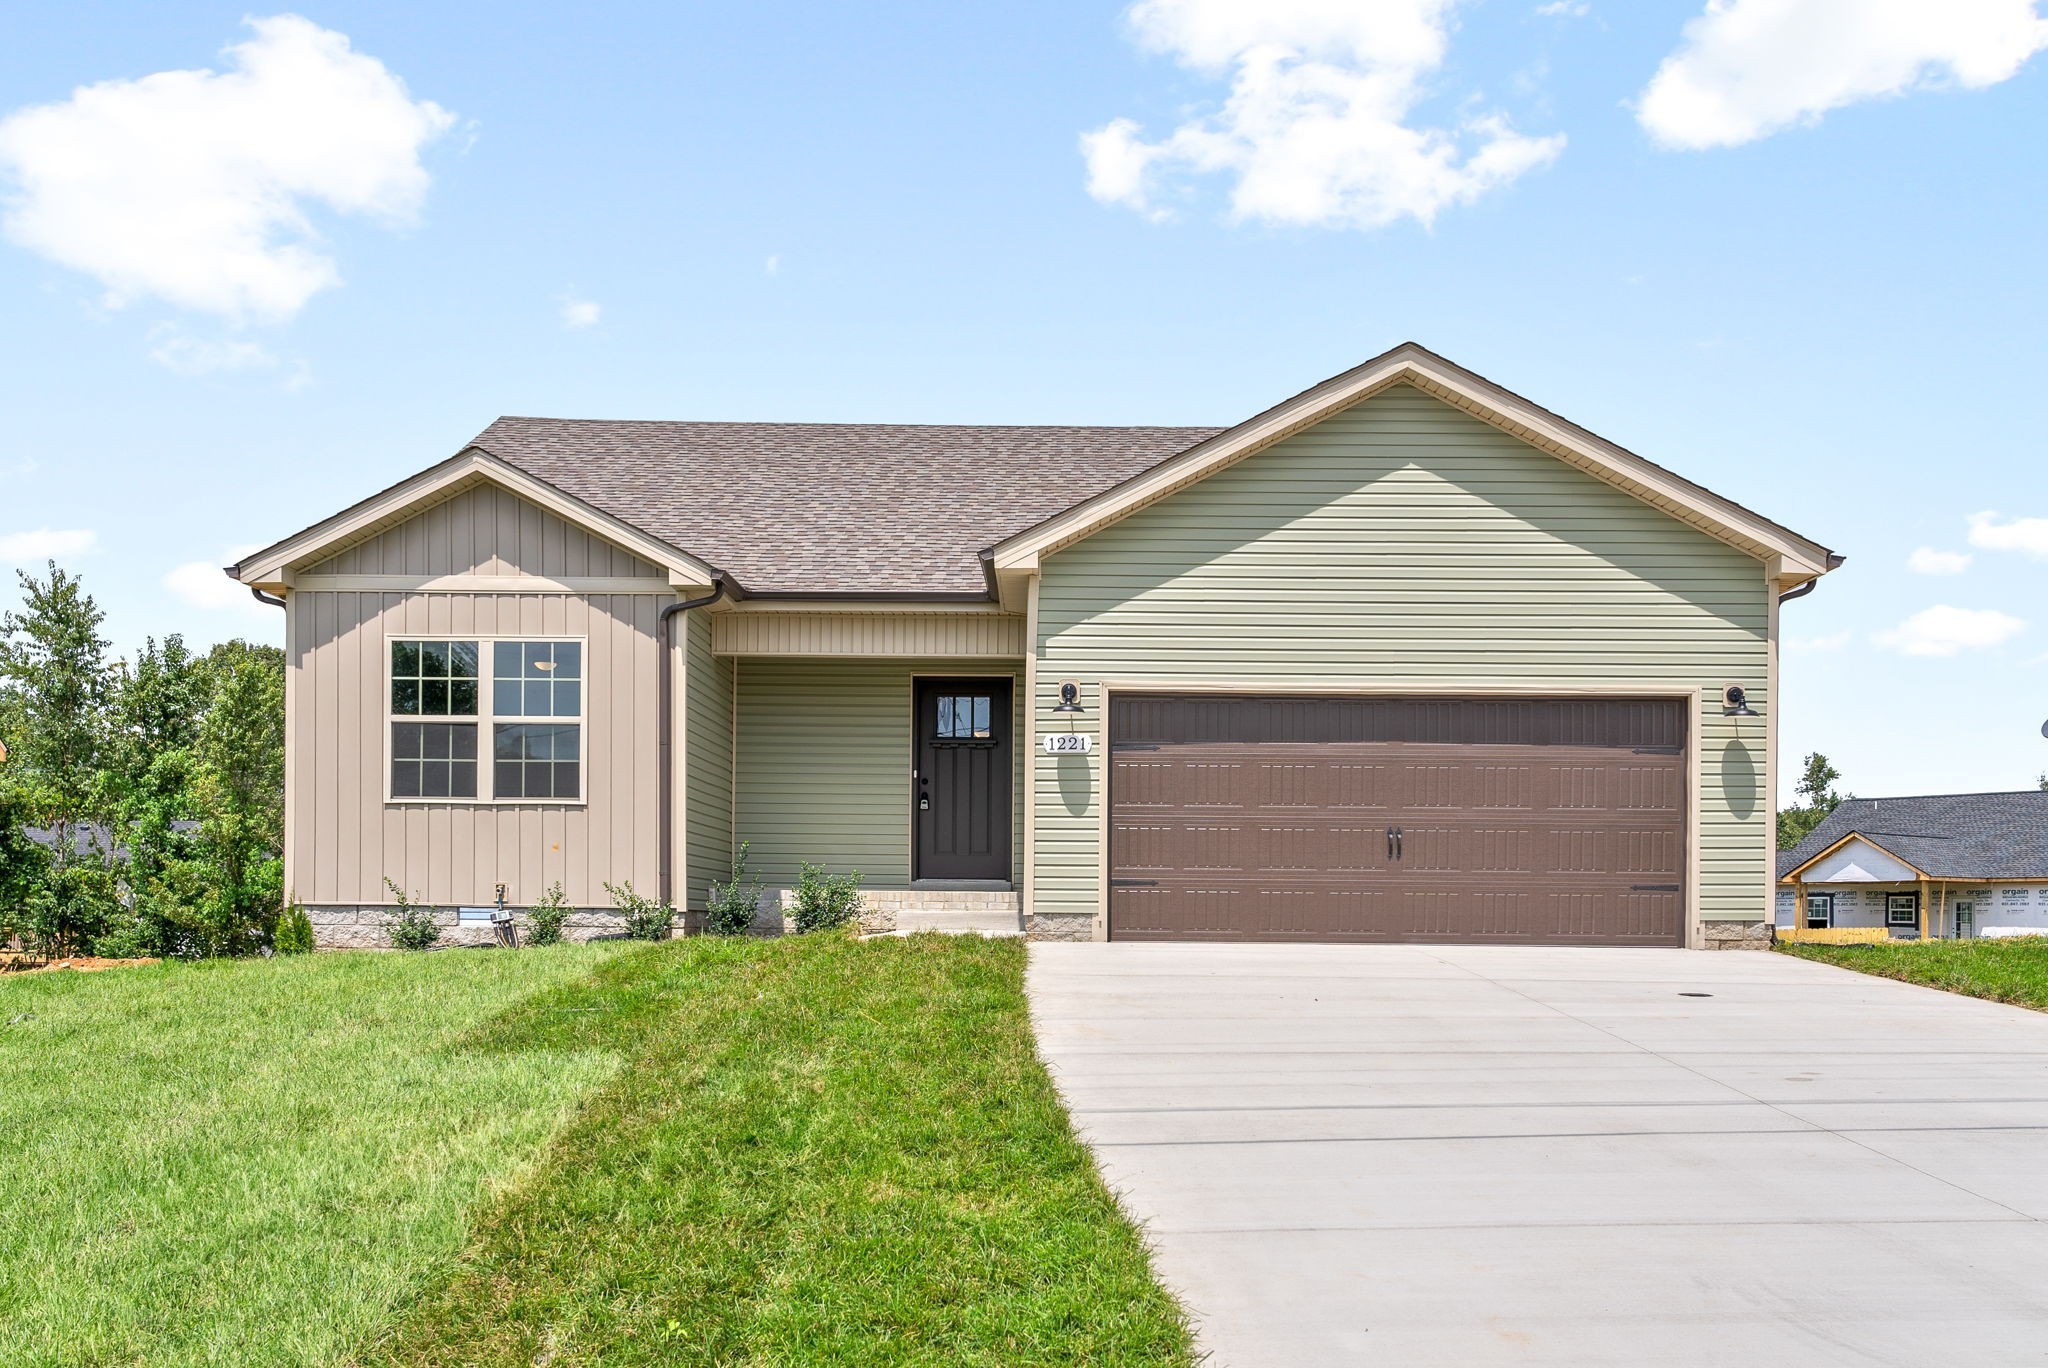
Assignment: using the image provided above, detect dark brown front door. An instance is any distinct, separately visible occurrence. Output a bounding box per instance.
[1109,695,1685,946]
[915,678,1013,882]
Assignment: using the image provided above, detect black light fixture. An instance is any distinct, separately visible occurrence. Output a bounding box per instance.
[1722,684,1759,717]
[1052,681,1083,714]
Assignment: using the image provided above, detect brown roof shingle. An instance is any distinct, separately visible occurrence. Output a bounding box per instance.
[469,418,1220,595]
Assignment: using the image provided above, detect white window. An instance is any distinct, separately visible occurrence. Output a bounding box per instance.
[389,638,583,803]
[1804,893,1834,929]
[1887,893,1919,928]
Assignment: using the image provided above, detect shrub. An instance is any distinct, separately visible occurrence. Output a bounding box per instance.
[525,882,571,946]
[704,841,763,937]
[18,858,121,961]
[603,880,673,942]
[382,878,440,952]
[790,861,864,934]
[274,901,315,955]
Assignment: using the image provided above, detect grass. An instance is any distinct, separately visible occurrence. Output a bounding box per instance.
[0,942,628,1368]
[369,932,1193,1367]
[0,934,1193,1367]
[1778,935,2048,1011]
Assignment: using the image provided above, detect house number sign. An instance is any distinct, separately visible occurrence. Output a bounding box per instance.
[1042,734,1094,754]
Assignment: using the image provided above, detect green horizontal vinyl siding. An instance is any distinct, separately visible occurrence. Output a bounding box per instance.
[734,659,1023,889]
[682,611,734,910]
[1033,382,1771,928]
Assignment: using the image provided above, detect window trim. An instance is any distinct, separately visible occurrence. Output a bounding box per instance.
[1886,892,1919,928]
[386,633,588,806]
[1804,892,1834,930]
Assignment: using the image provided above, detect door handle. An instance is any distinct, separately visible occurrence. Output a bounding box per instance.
[1387,826,1396,860]
[1394,827,1404,860]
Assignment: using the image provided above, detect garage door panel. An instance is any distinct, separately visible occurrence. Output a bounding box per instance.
[1108,694,1686,946]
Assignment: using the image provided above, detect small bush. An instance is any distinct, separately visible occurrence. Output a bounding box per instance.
[603,880,673,942]
[525,882,571,946]
[790,861,864,934]
[704,842,764,937]
[274,901,315,955]
[382,878,441,952]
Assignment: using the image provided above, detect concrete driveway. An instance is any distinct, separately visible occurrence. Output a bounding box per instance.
[1028,943,2048,1367]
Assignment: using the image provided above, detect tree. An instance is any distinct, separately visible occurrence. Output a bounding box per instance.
[0,563,113,827]
[1777,752,1848,850]
[179,652,286,955]
[106,636,209,954]
[0,563,118,952]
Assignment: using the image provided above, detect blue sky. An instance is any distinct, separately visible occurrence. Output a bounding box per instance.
[1,1,2044,801]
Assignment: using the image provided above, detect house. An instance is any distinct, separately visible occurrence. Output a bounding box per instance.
[1777,791,2048,940]
[227,343,1839,950]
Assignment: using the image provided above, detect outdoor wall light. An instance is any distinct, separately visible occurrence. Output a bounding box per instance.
[1052,681,1083,714]
[1722,684,1759,717]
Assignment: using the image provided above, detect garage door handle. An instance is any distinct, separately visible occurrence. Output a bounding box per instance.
[1387,826,1403,860]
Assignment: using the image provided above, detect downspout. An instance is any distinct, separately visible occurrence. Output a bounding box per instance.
[659,575,731,914]
[251,587,285,609]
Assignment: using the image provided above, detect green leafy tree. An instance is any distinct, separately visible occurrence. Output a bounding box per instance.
[180,653,286,956]
[0,563,118,952]
[0,785,50,949]
[106,635,209,953]
[1777,752,1848,850]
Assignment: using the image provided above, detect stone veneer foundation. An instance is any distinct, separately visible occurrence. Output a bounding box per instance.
[305,905,631,950]
[1700,920,1774,951]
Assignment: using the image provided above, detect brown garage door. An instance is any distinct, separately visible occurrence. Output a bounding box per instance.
[1108,695,1685,946]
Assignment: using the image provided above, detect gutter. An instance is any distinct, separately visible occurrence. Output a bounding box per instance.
[658,574,733,912]
[1778,553,1847,605]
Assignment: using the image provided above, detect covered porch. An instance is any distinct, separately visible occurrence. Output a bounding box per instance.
[680,605,1029,934]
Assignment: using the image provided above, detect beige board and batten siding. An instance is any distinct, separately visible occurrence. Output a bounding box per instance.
[732,658,1023,889]
[1030,382,1772,934]
[289,486,669,910]
[303,482,665,582]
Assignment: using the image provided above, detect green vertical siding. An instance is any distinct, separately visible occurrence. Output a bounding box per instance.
[1032,382,1772,928]
[733,659,1023,889]
[682,612,733,909]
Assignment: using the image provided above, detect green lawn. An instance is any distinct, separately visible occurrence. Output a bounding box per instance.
[0,934,1192,1367]
[1778,935,2048,1011]
[0,943,627,1368]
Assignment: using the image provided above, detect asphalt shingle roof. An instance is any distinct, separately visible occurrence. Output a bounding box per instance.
[1778,790,2048,882]
[469,418,1223,595]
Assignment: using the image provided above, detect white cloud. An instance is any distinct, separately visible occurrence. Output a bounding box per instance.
[1873,604,2025,657]
[1083,0,1565,230]
[165,544,269,614]
[0,528,97,562]
[1535,2,1590,16]
[1907,546,1972,575]
[1787,629,1851,652]
[559,296,601,330]
[0,15,455,321]
[0,457,37,479]
[1968,510,2048,558]
[148,323,278,376]
[764,254,780,276]
[1637,0,2048,150]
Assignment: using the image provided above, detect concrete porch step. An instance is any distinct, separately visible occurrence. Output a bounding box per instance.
[892,907,1024,936]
